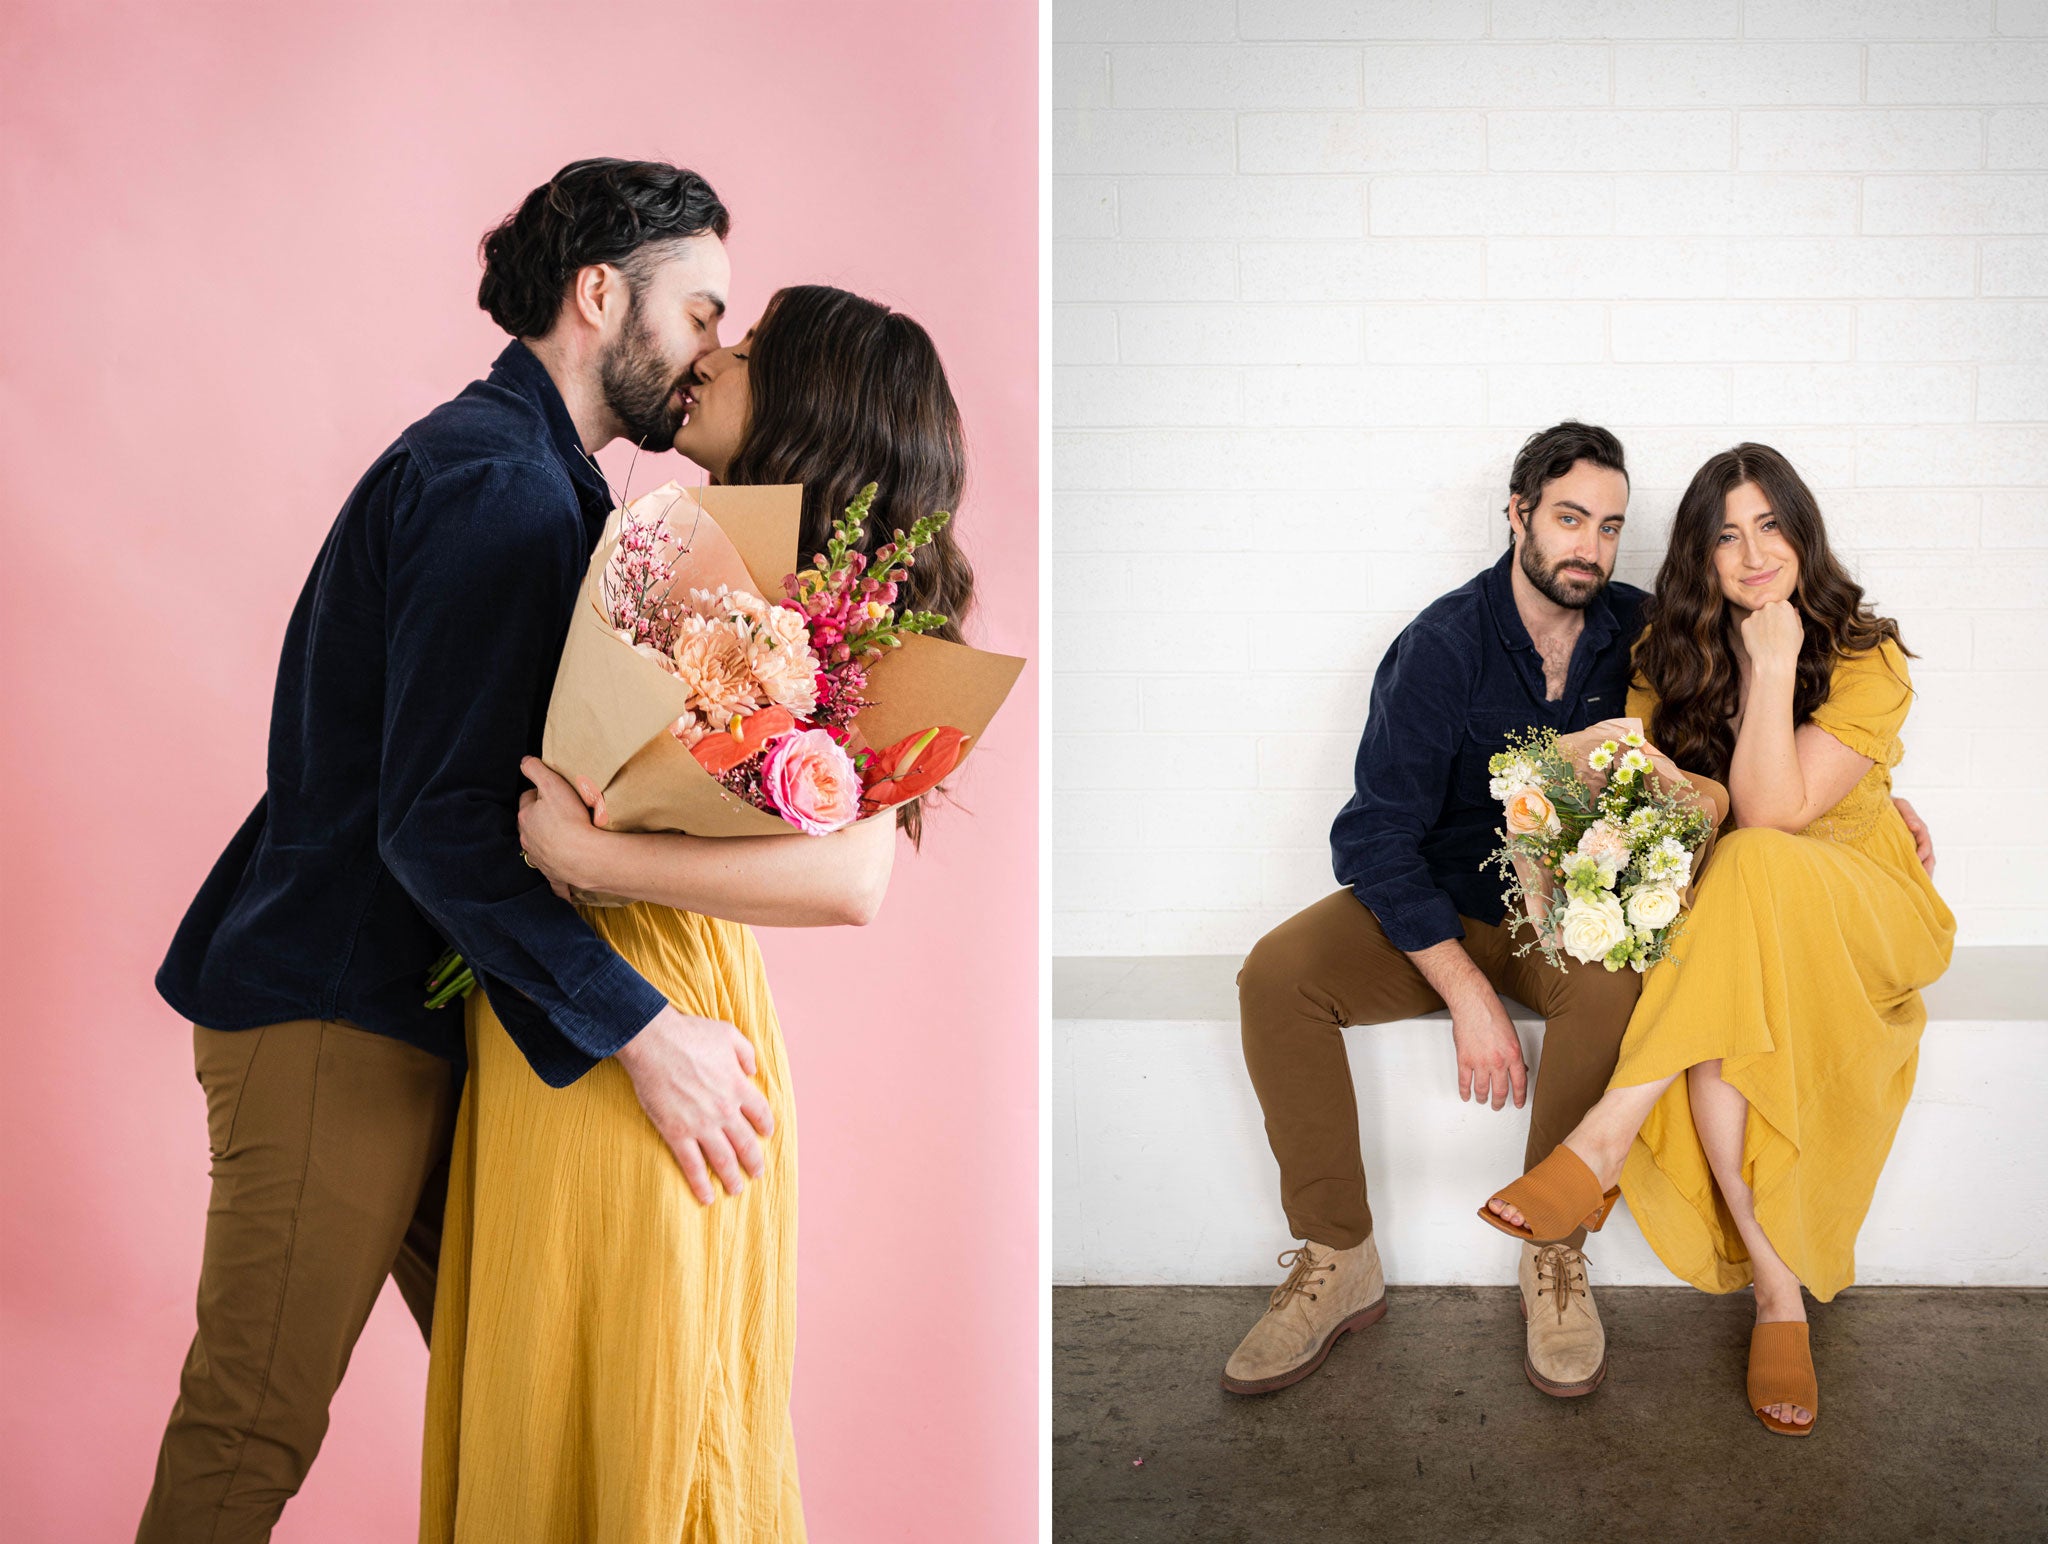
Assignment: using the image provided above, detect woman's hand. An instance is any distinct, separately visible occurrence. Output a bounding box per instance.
[1739,598,1804,676]
[518,756,611,898]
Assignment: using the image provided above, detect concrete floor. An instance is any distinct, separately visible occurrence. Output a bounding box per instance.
[1054,1285,2048,1544]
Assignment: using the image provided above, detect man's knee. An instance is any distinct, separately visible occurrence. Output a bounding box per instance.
[1239,923,1311,1008]
[1238,892,1361,1012]
[1544,959,1642,1032]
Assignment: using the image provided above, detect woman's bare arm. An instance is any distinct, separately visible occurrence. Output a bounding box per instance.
[1724,602,1872,833]
[518,757,896,927]
[1725,669,1871,833]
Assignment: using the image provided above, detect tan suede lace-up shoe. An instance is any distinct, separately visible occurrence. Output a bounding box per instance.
[1220,1236,1388,1395]
[1520,1241,1606,1398]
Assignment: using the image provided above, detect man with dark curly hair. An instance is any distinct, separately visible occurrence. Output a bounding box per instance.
[140,158,762,1542]
[1219,423,1654,1408]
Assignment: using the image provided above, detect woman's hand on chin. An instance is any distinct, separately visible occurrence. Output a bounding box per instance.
[1739,598,1804,674]
[519,756,609,897]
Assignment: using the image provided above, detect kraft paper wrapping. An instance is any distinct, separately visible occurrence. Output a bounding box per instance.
[540,481,1025,838]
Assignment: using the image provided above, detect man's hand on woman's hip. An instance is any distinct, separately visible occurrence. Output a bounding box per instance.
[615,1005,776,1204]
[1892,796,1935,873]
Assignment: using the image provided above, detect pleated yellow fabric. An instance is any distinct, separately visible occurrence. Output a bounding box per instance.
[420,903,803,1543]
[1613,639,1955,1302]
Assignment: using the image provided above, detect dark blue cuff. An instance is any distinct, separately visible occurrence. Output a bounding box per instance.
[1357,888,1467,953]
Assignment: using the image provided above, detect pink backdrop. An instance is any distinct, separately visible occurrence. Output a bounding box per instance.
[0,3,1038,1539]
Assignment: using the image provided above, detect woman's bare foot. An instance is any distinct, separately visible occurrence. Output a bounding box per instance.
[1754,1283,1813,1429]
[1483,1130,1628,1232]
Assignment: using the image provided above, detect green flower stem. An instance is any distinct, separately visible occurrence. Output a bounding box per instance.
[424,947,477,1009]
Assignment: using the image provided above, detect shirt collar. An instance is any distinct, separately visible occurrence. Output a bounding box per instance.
[487,340,613,512]
[1483,547,1621,656]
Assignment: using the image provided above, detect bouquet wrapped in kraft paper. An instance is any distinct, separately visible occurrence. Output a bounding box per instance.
[551,478,1024,837]
[424,478,1022,1009]
[1485,725,1720,975]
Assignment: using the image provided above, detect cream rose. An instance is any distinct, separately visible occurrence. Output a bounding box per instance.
[1557,893,1628,964]
[1624,884,1682,932]
[1504,786,1560,837]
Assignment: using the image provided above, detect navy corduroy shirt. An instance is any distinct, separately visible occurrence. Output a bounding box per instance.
[1331,550,1649,952]
[157,341,668,1087]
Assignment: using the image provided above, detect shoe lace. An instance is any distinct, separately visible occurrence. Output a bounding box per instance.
[1533,1243,1588,1325]
[1269,1245,1335,1310]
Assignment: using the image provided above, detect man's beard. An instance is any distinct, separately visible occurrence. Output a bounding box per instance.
[1519,534,1608,610]
[599,300,686,447]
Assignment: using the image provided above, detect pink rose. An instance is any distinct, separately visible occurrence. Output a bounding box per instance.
[761,727,862,835]
[1504,787,1559,837]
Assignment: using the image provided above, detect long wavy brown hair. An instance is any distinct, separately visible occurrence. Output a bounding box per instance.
[721,284,977,841]
[1635,443,1909,781]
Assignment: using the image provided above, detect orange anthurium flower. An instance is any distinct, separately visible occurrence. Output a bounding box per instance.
[690,706,798,776]
[861,725,969,809]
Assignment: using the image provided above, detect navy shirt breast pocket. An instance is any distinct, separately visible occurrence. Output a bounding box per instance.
[1455,707,1544,810]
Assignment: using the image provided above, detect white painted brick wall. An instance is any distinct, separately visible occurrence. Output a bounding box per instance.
[1053,0,2048,955]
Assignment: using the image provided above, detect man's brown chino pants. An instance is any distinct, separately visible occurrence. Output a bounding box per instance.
[1238,890,1642,1253]
[136,1019,459,1544]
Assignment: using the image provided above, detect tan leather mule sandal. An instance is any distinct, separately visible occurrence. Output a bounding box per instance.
[1747,1321,1819,1438]
[1478,1145,1620,1244]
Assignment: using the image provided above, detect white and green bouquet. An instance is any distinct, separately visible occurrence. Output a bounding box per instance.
[1485,727,1715,973]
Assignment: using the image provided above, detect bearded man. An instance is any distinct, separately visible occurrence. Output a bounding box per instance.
[141,158,748,1541]
[1223,422,1667,1402]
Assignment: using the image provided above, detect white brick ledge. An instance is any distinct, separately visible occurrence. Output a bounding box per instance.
[1052,948,2048,1287]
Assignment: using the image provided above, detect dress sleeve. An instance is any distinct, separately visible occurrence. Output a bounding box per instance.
[1807,638,1911,768]
[1625,671,1658,726]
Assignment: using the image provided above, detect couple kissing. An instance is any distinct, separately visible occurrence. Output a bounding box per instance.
[140,157,980,1542]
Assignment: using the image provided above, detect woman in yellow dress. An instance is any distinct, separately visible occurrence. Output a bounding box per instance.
[419,286,979,1540]
[1480,442,1954,1437]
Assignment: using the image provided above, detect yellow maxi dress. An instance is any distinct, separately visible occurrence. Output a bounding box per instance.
[1613,639,1955,1303]
[420,904,803,1543]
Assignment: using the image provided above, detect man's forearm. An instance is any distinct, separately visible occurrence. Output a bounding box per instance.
[1404,936,1493,1010]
